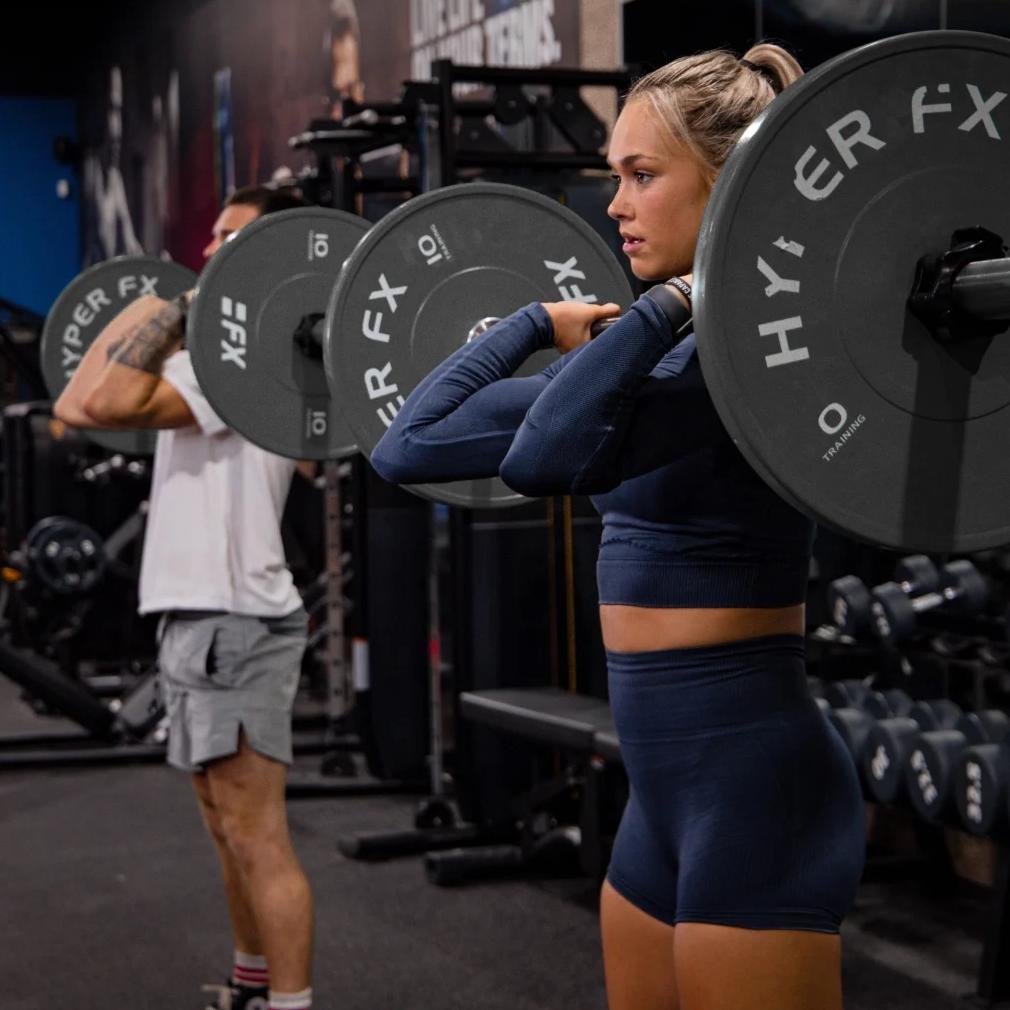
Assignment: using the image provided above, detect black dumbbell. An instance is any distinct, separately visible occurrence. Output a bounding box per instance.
[824,678,872,710]
[826,556,940,638]
[825,681,912,718]
[862,688,913,719]
[894,555,942,595]
[905,708,1010,822]
[862,698,961,804]
[826,707,876,766]
[955,736,1010,836]
[907,698,963,731]
[871,560,989,645]
[827,575,873,636]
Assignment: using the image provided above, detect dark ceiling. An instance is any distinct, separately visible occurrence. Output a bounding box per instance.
[0,0,211,97]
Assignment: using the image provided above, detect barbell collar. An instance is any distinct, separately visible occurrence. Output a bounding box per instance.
[293,313,326,361]
[908,226,1010,342]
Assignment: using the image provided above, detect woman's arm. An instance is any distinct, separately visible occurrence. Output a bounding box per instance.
[369,301,610,485]
[500,290,724,497]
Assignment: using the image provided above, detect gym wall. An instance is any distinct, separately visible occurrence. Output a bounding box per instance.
[621,0,1010,73]
[75,0,585,272]
[0,98,79,316]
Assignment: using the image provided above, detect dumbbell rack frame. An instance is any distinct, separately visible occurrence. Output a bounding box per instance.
[976,845,1010,1005]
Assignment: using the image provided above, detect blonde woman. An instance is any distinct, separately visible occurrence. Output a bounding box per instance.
[372,46,865,1010]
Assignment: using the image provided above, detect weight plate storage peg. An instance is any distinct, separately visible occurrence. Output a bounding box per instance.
[693,30,1010,552]
[189,207,371,461]
[41,257,198,455]
[325,182,634,508]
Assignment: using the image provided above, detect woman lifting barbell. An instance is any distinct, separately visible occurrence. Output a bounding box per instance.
[369,44,865,1010]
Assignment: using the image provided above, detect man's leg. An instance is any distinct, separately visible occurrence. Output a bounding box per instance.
[191,770,263,959]
[205,732,313,995]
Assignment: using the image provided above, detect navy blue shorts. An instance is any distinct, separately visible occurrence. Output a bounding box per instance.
[605,634,865,933]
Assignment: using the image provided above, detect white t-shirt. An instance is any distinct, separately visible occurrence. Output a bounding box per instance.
[137,350,302,617]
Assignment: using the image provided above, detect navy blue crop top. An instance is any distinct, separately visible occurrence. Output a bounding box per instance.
[370,295,815,608]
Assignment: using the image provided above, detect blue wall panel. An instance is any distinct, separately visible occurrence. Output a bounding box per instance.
[0,98,80,316]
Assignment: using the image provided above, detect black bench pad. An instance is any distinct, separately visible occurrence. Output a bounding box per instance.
[460,688,612,752]
[593,728,622,765]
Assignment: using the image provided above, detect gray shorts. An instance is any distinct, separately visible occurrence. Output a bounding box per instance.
[158,608,307,772]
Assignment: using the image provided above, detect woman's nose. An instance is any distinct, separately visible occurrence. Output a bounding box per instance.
[607,191,627,221]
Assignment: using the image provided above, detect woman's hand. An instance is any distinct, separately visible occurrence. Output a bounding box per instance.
[542,300,622,354]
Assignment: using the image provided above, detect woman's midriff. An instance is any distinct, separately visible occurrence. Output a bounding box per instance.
[599,603,805,652]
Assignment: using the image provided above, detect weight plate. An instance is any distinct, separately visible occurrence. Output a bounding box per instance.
[189,207,371,460]
[26,516,106,595]
[695,30,1010,552]
[41,256,197,456]
[325,182,634,507]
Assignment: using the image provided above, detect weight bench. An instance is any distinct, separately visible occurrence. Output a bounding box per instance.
[459,687,614,751]
[593,726,622,765]
[446,687,624,883]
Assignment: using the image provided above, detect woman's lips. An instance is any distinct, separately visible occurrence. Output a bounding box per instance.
[623,236,645,255]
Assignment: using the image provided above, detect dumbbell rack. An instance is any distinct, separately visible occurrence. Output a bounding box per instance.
[814,649,1010,1005]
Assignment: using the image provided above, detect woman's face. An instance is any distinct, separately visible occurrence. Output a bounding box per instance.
[606,99,710,280]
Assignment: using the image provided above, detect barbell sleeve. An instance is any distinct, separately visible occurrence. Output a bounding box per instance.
[951,257,1010,319]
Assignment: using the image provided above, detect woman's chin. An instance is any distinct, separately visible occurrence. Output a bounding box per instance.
[626,256,678,283]
[634,268,673,282]
[628,262,658,281]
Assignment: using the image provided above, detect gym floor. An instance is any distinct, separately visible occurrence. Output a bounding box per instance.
[0,675,986,1010]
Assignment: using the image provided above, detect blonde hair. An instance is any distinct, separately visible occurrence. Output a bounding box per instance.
[626,43,803,185]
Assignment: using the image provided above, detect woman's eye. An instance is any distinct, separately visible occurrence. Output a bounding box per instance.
[610,172,652,186]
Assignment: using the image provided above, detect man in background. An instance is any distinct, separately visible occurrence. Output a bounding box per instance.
[55,185,318,1010]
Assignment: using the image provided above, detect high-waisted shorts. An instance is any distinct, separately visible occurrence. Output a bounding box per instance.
[158,608,307,772]
[605,634,865,933]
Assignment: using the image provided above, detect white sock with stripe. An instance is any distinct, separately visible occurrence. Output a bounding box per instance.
[232,950,269,989]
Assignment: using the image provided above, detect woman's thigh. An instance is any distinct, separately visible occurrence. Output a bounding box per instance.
[600,884,844,1010]
[674,923,842,1010]
[601,880,678,1010]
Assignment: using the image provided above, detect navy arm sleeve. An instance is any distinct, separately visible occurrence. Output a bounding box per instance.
[369,302,575,484]
[499,294,725,497]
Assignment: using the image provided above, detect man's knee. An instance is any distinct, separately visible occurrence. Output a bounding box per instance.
[192,773,229,844]
[218,811,289,870]
[212,787,288,866]
[204,745,291,863]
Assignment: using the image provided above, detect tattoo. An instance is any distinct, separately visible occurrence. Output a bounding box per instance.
[108,297,188,374]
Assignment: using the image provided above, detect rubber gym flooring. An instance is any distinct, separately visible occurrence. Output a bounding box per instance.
[0,675,986,1010]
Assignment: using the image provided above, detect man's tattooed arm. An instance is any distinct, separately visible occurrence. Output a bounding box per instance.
[107,293,189,374]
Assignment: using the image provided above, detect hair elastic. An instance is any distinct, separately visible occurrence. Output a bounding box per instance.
[740,58,778,89]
